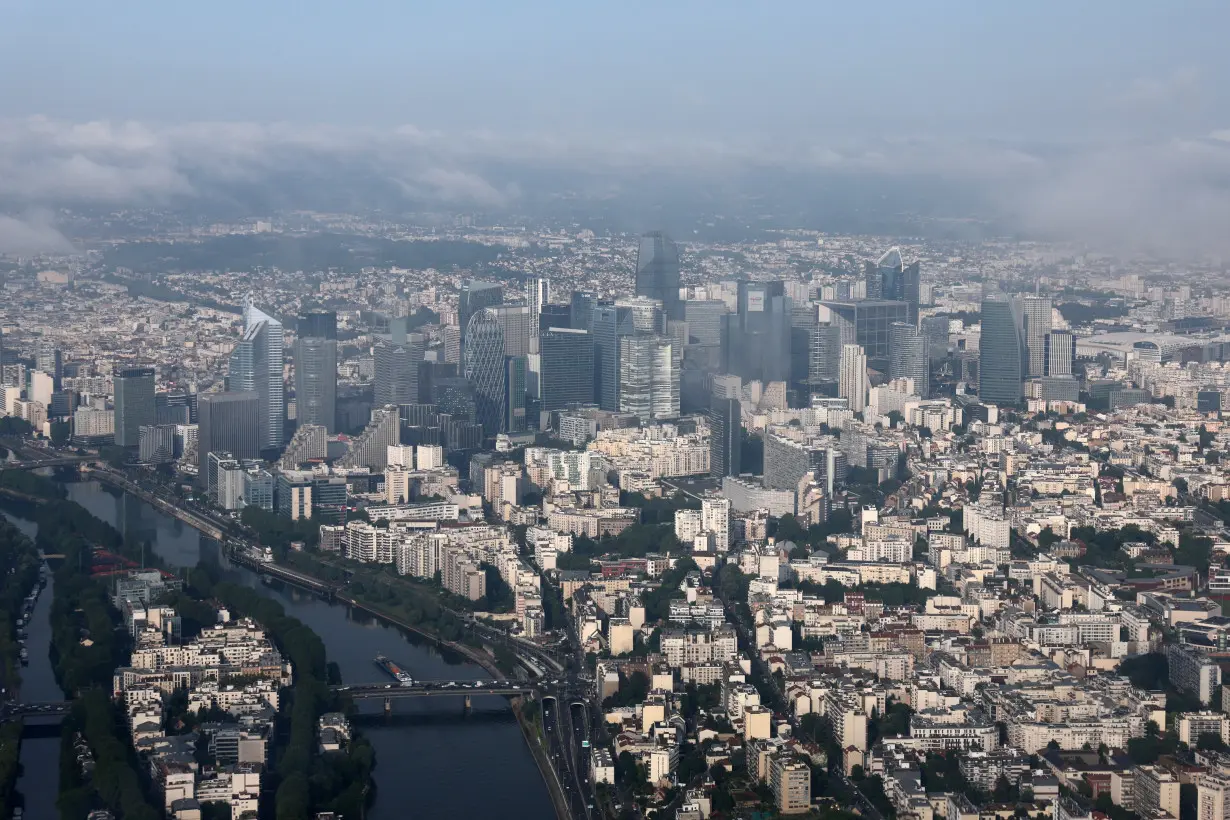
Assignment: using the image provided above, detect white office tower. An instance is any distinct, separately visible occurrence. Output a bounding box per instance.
[839,344,869,413]
[387,444,416,468]
[702,497,731,552]
[417,445,444,470]
[384,465,413,505]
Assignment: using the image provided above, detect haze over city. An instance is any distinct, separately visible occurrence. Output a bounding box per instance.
[4,2,1230,256]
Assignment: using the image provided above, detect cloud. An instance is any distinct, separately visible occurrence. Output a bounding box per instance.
[1114,66,1202,108]
[0,213,76,255]
[2,117,1230,259]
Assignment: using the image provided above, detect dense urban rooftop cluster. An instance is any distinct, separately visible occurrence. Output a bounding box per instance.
[4,212,1230,819]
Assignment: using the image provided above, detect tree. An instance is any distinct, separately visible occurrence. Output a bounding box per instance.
[1173,477,1189,496]
[1198,732,1229,753]
[49,419,71,446]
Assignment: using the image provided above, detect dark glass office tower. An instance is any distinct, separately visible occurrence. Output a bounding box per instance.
[708,397,742,478]
[197,391,261,484]
[683,300,726,346]
[540,328,594,411]
[463,308,506,437]
[458,280,504,343]
[113,366,155,448]
[505,356,528,433]
[538,304,571,335]
[865,248,920,323]
[635,231,682,321]
[889,322,928,397]
[818,300,910,371]
[979,286,1027,405]
[725,281,791,383]
[295,311,338,432]
[570,291,597,333]
[374,334,424,409]
[591,304,636,411]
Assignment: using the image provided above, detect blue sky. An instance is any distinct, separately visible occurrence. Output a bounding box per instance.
[3,0,1227,141]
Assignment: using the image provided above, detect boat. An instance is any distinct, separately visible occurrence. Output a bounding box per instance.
[374,655,415,686]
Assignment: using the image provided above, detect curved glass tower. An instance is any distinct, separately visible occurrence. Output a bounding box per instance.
[463,308,506,439]
[229,301,284,448]
[979,286,1026,406]
[635,231,682,321]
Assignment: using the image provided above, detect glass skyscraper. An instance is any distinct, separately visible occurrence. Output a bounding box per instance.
[458,280,504,344]
[725,281,791,384]
[1023,296,1053,378]
[978,286,1027,405]
[570,291,597,333]
[865,247,921,323]
[113,366,155,448]
[708,396,742,478]
[374,334,424,409]
[463,308,506,438]
[228,302,284,449]
[889,322,928,397]
[635,231,682,321]
[618,335,679,422]
[539,328,594,411]
[591,304,636,412]
[294,311,337,432]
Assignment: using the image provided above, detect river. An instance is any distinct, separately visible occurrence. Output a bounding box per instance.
[6,479,554,820]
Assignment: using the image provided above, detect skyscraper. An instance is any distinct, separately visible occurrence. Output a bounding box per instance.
[295,311,338,432]
[808,322,842,390]
[839,345,869,413]
[491,305,535,357]
[920,316,951,364]
[34,341,62,390]
[1022,296,1053,378]
[570,291,597,333]
[228,302,285,449]
[197,391,261,484]
[865,248,921,323]
[708,396,742,478]
[526,277,550,329]
[463,308,506,438]
[683,300,726,346]
[538,304,571,335]
[725,281,791,383]
[505,356,528,432]
[591,304,636,412]
[818,300,911,369]
[539,328,595,410]
[635,231,682,321]
[619,336,679,422]
[889,322,928,397]
[374,334,424,409]
[979,286,1027,405]
[458,280,504,343]
[113,366,155,448]
[615,296,664,335]
[1045,330,1076,377]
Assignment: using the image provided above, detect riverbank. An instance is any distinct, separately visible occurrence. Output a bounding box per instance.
[324,590,573,820]
[17,473,559,819]
[242,553,574,820]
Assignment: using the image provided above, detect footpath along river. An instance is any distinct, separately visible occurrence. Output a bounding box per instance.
[5,477,555,820]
